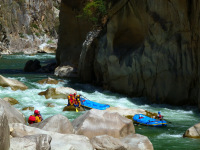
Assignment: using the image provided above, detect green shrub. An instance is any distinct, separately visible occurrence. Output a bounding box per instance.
[79,0,107,24]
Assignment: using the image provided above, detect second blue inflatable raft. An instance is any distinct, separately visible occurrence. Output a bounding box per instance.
[133,114,167,127]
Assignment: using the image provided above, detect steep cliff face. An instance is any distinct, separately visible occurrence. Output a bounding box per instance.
[0,0,60,53]
[58,0,200,107]
[56,0,92,66]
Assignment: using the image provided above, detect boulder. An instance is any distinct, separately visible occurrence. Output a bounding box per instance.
[120,134,154,150]
[37,77,60,84]
[24,59,41,72]
[38,87,76,99]
[22,107,34,111]
[0,99,25,124]
[10,134,52,150]
[10,123,93,150]
[2,97,19,105]
[30,114,74,134]
[106,107,146,119]
[63,105,85,111]
[183,123,200,138]
[38,43,57,53]
[91,135,127,150]
[72,109,135,139]
[54,66,78,78]
[46,103,55,107]
[0,75,28,91]
[0,105,10,150]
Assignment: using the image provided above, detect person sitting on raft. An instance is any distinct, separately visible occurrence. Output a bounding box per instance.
[67,94,74,106]
[28,110,43,124]
[74,95,81,108]
[157,112,164,120]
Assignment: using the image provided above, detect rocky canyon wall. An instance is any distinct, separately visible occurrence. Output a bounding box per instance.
[58,0,200,107]
[0,0,60,53]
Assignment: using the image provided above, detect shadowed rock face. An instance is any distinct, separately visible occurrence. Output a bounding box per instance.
[58,0,200,108]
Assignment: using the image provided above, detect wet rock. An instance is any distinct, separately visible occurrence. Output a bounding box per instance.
[30,114,74,134]
[0,75,28,91]
[46,103,55,107]
[10,123,93,150]
[63,105,85,111]
[106,107,146,119]
[54,66,78,78]
[0,99,25,124]
[24,59,41,72]
[38,87,76,99]
[72,109,135,139]
[37,77,60,85]
[183,123,200,138]
[10,134,52,150]
[2,97,19,105]
[22,107,34,111]
[0,105,10,150]
[120,134,154,150]
[91,135,127,150]
[38,43,57,53]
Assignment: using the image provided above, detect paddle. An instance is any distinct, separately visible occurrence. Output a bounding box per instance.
[76,107,78,112]
[164,119,172,124]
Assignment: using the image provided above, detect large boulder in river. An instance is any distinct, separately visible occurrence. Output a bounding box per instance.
[0,105,10,150]
[24,59,41,72]
[0,99,25,124]
[10,123,93,150]
[120,134,154,150]
[54,66,78,78]
[106,107,146,119]
[72,109,135,139]
[0,75,28,91]
[37,77,60,84]
[10,134,52,150]
[38,87,76,99]
[183,123,200,138]
[30,114,74,134]
[2,97,19,105]
[91,134,153,150]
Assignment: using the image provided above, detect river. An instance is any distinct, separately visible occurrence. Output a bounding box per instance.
[0,53,200,150]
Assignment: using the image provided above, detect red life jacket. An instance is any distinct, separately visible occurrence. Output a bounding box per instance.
[28,115,36,124]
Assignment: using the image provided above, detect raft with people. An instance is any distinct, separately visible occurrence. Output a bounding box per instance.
[63,93,110,111]
[133,111,167,127]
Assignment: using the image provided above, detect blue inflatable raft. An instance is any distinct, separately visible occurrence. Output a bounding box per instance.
[133,114,167,127]
[80,97,110,110]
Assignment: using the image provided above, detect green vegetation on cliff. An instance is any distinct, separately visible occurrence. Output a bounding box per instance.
[78,0,107,25]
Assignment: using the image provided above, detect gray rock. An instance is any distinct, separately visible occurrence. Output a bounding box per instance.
[0,75,28,91]
[120,134,154,150]
[0,98,25,124]
[31,114,74,134]
[54,66,78,78]
[10,134,52,150]
[10,123,93,150]
[183,123,200,138]
[72,109,135,139]
[38,87,76,99]
[0,105,10,150]
[24,59,41,72]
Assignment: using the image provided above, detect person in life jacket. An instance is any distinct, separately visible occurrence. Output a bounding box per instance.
[74,95,81,108]
[28,115,36,124]
[139,114,144,119]
[67,94,74,106]
[157,112,164,120]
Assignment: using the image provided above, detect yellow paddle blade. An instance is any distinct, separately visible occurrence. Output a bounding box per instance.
[76,108,78,112]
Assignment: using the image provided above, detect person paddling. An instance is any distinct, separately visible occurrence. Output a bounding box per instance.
[157,112,164,120]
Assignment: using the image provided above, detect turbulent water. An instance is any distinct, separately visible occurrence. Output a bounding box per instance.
[0,54,200,150]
